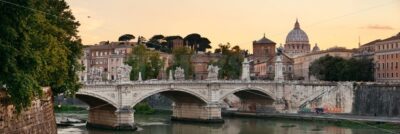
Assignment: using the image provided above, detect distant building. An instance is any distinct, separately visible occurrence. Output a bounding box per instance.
[251,34,294,80]
[164,36,184,50]
[293,47,354,80]
[191,53,220,80]
[79,41,135,82]
[252,34,276,63]
[253,53,294,80]
[284,19,311,58]
[374,32,400,82]
[353,39,381,59]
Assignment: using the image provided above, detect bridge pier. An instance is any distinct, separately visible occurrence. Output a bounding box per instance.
[87,107,136,131]
[171,103,224,123]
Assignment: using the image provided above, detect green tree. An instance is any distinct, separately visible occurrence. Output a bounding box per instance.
[167,47,194,79]
[215,43,244,80]
[118,34,135,42]
[0,0,82,112]
[309,55,374,81]
[184,33,212,52]
[126,44,164,80]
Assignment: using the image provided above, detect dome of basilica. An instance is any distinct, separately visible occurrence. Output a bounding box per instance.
[286,19,309,43]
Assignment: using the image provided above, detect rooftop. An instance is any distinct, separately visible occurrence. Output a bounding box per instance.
[254,34,276,44]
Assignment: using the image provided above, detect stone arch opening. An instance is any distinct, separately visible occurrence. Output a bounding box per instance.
[75,94,118,109]
[131,88,221,122]
[221,88,276,113]
[131,88,208,108]
[75,94,121,129]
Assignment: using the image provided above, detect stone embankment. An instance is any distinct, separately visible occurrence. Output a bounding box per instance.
[352,83,400,117]
[0,87,57,134]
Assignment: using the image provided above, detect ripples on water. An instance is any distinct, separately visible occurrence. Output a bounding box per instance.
[57,114,390,134]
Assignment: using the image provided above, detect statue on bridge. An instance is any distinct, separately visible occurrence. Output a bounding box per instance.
[241,58,251,81]
[207,65,220,80]
[112,65,132,82]
[174,67,185,80]
[274,48,284,82]
[89,67,103,83]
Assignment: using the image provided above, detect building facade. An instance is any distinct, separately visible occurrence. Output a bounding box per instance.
[284,19,311,58]
[79,41,135,82]
[374,33,400,82]
[252,34,276,63]
[251,34,294,80]
[253,53,294,80]
[353,39,381,59]
[191,53,220,80]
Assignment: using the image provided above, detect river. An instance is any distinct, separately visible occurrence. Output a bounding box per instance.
[57,113,392,134]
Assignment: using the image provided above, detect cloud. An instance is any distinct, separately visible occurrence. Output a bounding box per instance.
[361,24,394,30]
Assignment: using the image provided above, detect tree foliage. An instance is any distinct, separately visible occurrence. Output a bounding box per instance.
[126,44,164,80]
[146,34,172,53]
[184,33,212,52]
[118,34,135,42]
[214,43,245,80]
[167,47,194,79]
[0,0,82,112]
[309,55,374,81]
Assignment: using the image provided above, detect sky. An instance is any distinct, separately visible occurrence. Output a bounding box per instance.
[66,0,400,52]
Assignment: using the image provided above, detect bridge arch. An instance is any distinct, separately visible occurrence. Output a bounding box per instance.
[219,86,276,102]
[75,91,118,109]
[130,87,209,108]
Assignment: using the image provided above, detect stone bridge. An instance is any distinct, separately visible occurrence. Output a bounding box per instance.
[76,80,354,130]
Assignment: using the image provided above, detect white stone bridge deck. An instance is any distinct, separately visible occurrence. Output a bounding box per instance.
[76,80,354,130]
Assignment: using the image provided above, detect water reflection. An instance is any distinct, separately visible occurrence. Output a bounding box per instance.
[58,114,387,134]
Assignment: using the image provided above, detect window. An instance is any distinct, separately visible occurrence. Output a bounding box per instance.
[378,73,380,78]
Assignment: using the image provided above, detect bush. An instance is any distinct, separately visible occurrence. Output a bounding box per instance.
[54,105,87,113]
[134,102,155,114]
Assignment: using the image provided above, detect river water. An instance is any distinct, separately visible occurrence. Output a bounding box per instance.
[57,113,391,134]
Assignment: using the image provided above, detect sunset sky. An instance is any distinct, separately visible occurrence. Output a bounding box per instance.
[66,0,400,52]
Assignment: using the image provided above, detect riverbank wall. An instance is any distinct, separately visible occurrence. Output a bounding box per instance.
[352,83,400,117]
[223,112,400,124]
[0,87,57,134]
